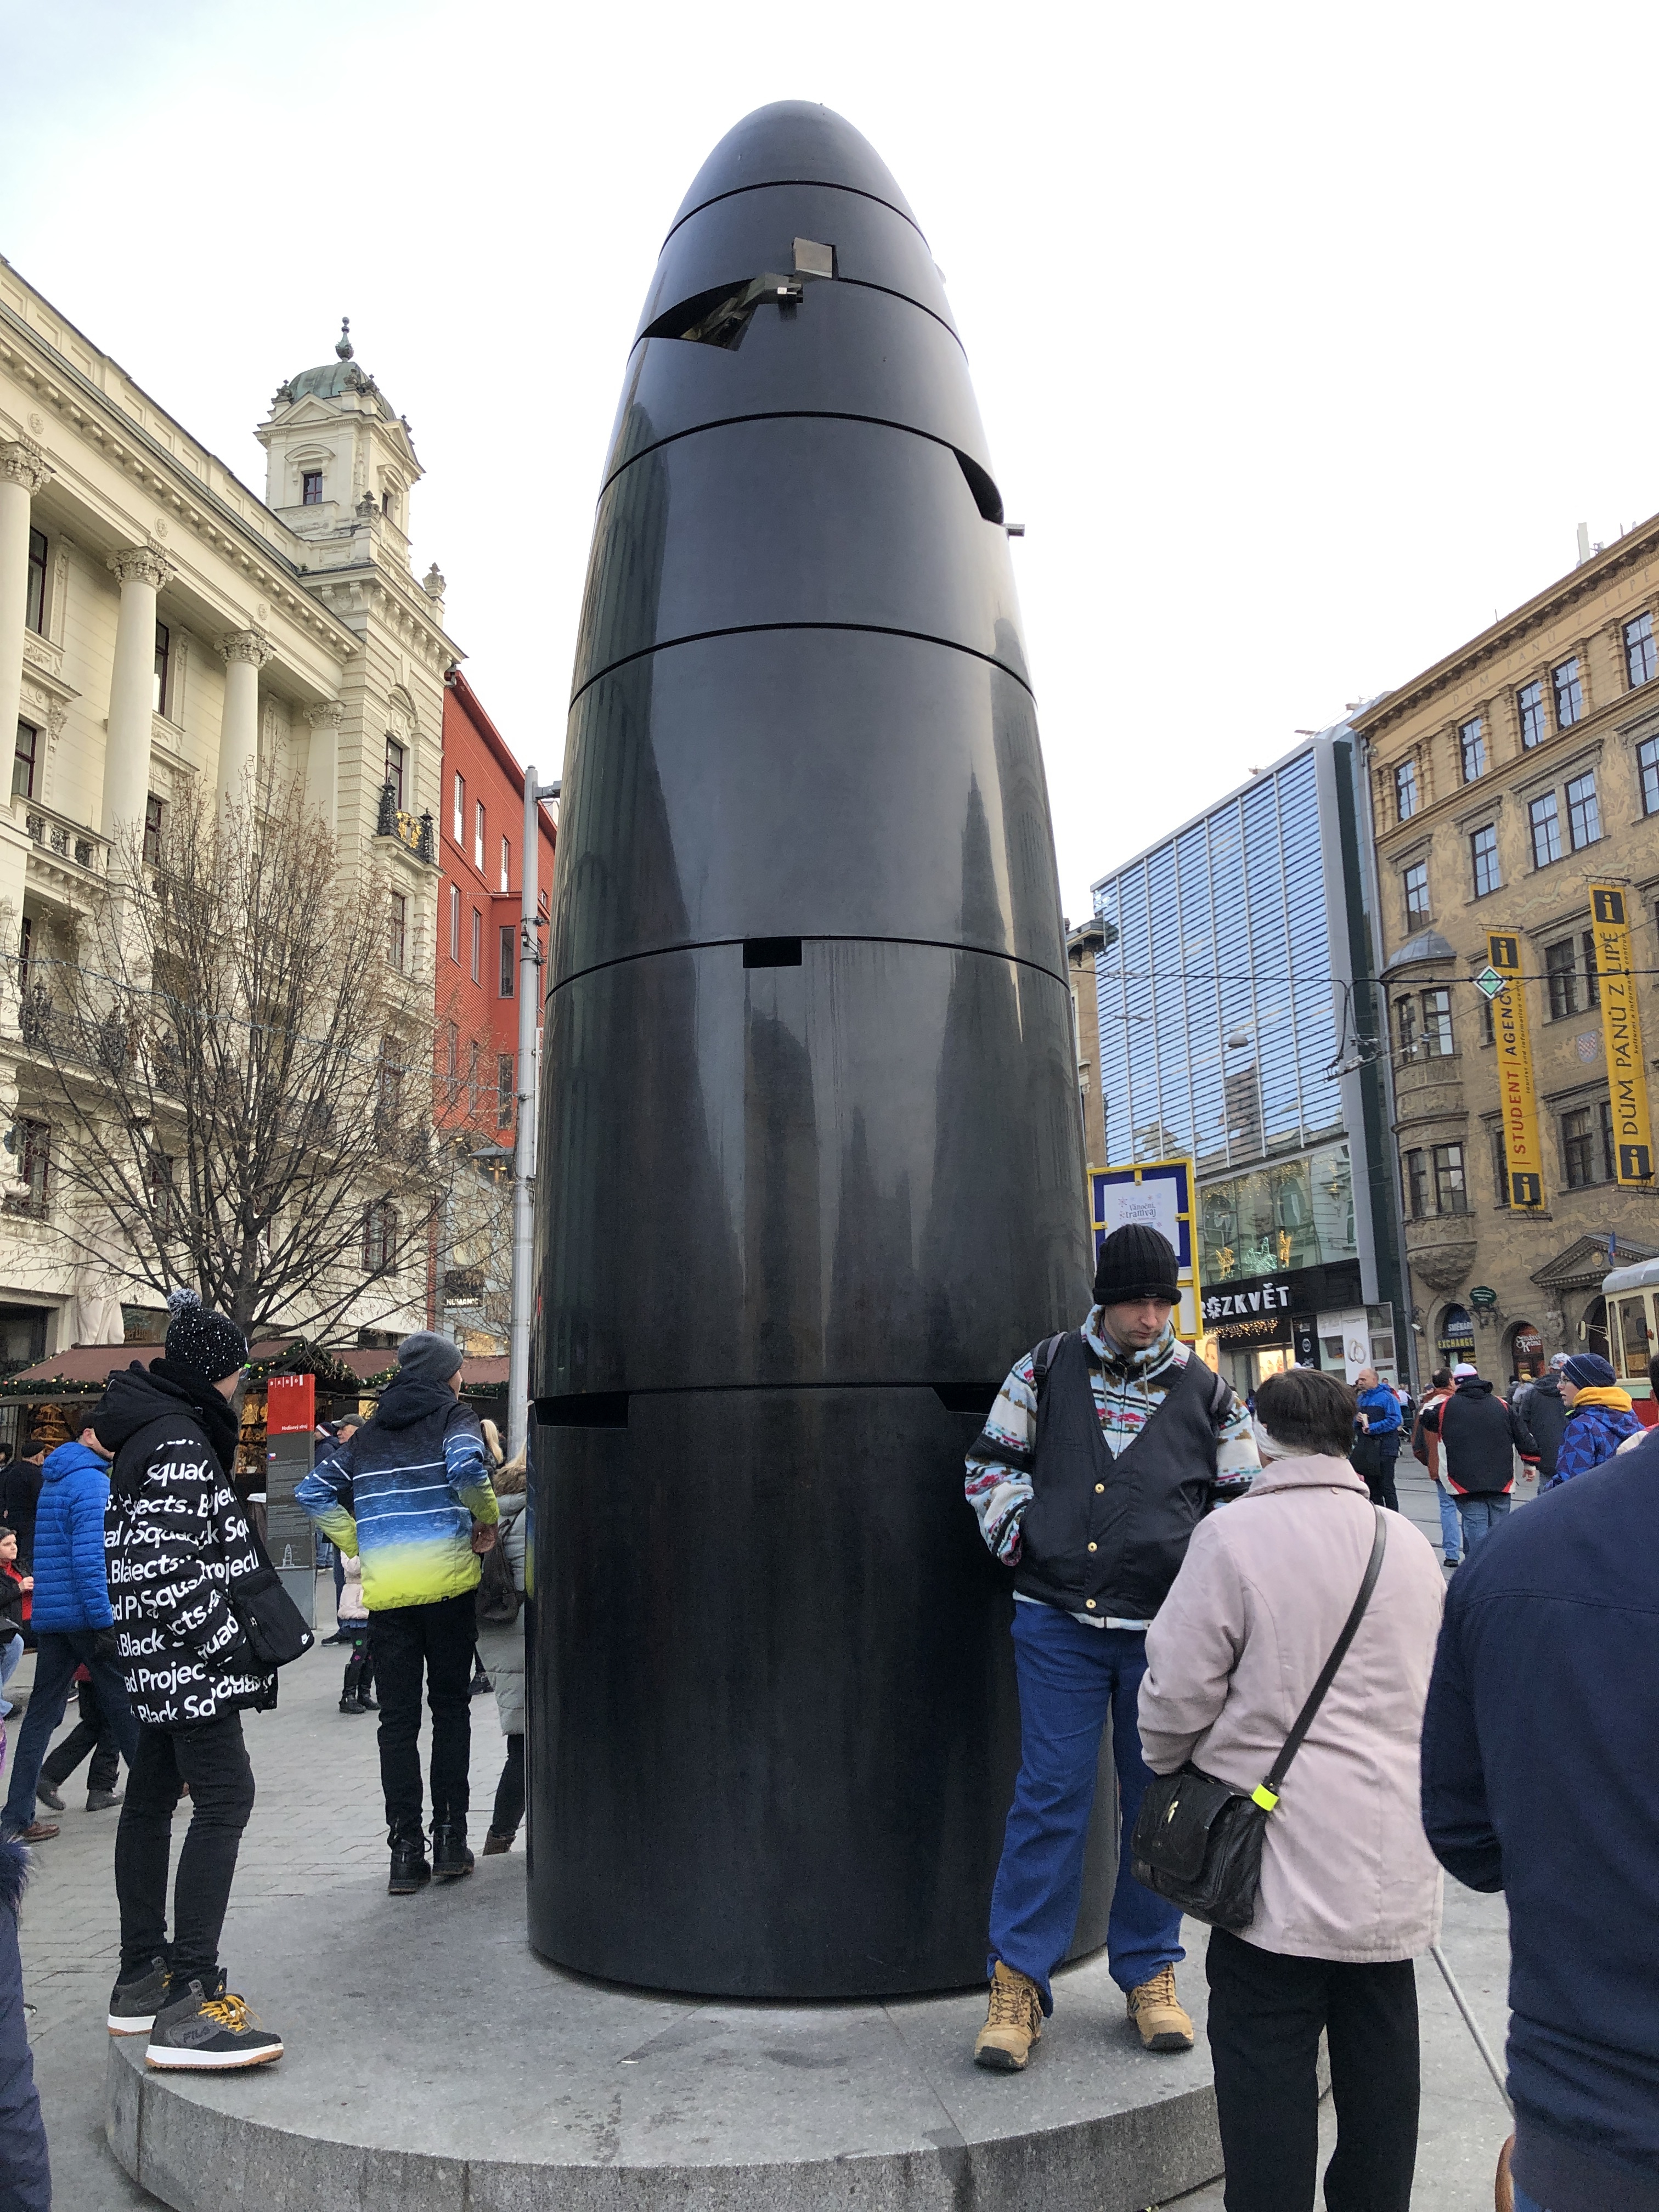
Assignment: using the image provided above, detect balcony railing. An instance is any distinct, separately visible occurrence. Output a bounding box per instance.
[375,781,435,864]
[13,794,105,872]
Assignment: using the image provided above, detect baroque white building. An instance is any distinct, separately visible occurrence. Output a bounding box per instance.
[0,262,455,1365]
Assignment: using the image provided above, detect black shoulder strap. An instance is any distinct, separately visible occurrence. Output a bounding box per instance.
[1031,1333,1066,1398]
[1260,1505,1387,1804]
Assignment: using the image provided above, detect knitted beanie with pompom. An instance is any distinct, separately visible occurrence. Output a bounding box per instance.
[162,1286,247,1387]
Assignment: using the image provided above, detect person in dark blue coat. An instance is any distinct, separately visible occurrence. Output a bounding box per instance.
[1421,1438,1659,2212]
[0,1827,49,2211]
[1353,1367,1404,1510]
[0,1427,138,1843]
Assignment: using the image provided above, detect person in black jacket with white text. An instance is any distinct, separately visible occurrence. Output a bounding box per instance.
[95,1289,282,2072]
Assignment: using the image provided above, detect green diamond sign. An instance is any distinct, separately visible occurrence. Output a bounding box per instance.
[1475,966,1505,1001]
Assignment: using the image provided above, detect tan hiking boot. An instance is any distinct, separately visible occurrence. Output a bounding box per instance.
[1126,1963,1194,2052]
[973,1960,1044,2071]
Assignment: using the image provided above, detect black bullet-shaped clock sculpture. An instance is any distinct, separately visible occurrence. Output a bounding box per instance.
[529,102,1103,1997]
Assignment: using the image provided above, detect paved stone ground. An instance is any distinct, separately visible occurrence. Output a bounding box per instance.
[15,1468,1522,2209]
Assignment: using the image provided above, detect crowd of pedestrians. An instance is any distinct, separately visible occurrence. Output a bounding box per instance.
[966,1223,1658,2212]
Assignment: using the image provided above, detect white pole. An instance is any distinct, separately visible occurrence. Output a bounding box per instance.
[508,768,545,1457]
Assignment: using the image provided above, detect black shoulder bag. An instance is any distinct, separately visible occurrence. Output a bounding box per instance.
[232,1523,316,1669]
[1130,1504,1387,1931]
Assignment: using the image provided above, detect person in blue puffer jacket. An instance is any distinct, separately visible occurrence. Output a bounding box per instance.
[1547,1354,1644,1489]
[0,1427,139,1842]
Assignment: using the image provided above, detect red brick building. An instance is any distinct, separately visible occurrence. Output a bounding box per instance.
[434,668,557,1344]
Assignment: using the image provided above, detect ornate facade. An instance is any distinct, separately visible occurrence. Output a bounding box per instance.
[0,271,458,1363]
[1355,518,1659,1381]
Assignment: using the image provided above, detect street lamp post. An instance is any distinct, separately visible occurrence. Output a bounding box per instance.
[509,766,558,1457]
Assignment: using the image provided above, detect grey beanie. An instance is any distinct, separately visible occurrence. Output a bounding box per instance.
[396,1330,465,1388]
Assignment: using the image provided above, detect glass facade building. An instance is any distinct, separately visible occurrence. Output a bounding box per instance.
[1091,733,1408,1390]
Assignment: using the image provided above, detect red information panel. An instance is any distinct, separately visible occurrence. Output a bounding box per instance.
[266,1373,316,1435]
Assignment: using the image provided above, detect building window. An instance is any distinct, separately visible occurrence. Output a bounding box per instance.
[1397,997,1418,1057]
[1459,715,1487,781]
[142,794,165,866]
[381,489,392,518]
[1566,770,1600,849]
[473,800,485,871]
[497,1052,515,1130]
[376,1037,403,1125]
[363,1199,398,1272]
[1404,1149,1429,1220]
[1562,1107,1598,1189]
[385,736,406,811]
[1639,735,1659,815]
[1529,791,1562,867]
[387,892,407,972]
[153,623,170,717]
[499,924,514,997]
[1421,988,1454,1057]
[1433,1142,1469,1215]
[453,772,464,842]
[1583,930,1600,1009]
[1553,657,1583,729]
[301,470,323,505]
[1395,759,1419,822]
[1402,861,1430,922]
[470,906,482,985]
[444,1023,460,1106]
[1469,822,1500,896]
[1491,1126,1509,1207]
[12,721,38,802]
[5,1120,50,1220]
[1480,992,1494,1046]
[25,530,47,636]
[1546,938,1579,1020]
[148,1153,177,1237]
[1600,1097,1617,1181]
[1626,611,1656,689]
[1517,679,1546,748]
[500,834,511,894]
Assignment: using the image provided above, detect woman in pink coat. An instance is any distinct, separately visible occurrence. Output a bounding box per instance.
[1138,1365,1446,2212]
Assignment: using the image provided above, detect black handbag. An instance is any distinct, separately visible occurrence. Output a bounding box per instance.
[230,1527,316,1669]
[1130,1505,1387,1931]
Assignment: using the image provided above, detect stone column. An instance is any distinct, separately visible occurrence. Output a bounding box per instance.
[216,629,274,810]
[102,545,176,844]
[0,441,54,772]
[304,699,344,830]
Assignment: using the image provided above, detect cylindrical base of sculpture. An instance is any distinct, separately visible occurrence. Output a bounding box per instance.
[526,1388,1115,1997]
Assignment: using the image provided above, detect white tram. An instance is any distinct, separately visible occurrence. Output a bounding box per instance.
[1601,1255,1659,1411]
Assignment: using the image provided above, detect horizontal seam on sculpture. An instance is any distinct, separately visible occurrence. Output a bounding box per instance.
[596,403,978,504]
[661,177,928,247]
[626,275,961,365]
[569,623,1033,710]
[548,934,1067,995]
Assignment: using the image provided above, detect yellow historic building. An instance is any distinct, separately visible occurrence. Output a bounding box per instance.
[1355,521,1659,1383]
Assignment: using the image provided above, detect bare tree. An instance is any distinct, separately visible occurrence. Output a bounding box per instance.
[12,775,448,1337]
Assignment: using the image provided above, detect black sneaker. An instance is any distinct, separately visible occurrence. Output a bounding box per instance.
[431,1821,475,1882]
[87,1789,122,1812]
[108,1957,170,2036]
[388,1835,431,1895]
[145,1972,283,2071]
[35,1781,64,1813]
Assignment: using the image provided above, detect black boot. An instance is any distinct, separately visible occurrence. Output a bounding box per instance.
[340,1651,369,1714]
[430,1820,475,1882]
[388,1824,431,1896]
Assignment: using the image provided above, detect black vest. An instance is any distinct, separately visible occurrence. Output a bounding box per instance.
[1014,1330,1223,1621]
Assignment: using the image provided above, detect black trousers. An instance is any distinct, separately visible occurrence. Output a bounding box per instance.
[1206,1926,1419,2212]
[1364,1444,1401,1513]
[114,1714,256,1987]
[40,1677,119,1796]
[369,1591,475,1838]
[491,1733,524,1836]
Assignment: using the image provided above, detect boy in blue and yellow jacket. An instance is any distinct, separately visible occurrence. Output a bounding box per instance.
[297,1332,498,1892]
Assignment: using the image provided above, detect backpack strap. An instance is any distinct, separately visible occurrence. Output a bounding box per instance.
[1207,1364,1234,1428]
[1031,1333,1067,1400]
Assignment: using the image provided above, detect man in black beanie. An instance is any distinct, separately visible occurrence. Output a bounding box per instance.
[964,1223,1260,2070]
[96,1287,283,2070]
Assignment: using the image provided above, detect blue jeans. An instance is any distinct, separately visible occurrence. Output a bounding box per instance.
[988,1603,1184,2011]
[2,1630,139,1833]
[0,1634,21,1717]
[1456,1493,1510,1557]
[1513,2186,1545,2212]
[1434,1480,1463,1562]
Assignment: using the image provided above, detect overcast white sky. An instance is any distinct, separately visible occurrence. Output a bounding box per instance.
[5,0,1658,919]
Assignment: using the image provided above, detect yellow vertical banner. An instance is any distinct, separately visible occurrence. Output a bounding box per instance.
[1488,932,1547,1209]
[1588,885,1655,1185]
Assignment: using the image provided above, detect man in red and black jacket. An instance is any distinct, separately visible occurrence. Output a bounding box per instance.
[1419,1363,1537,1559]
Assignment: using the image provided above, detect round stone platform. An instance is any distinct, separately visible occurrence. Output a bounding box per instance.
[106,1858,1222,2211]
